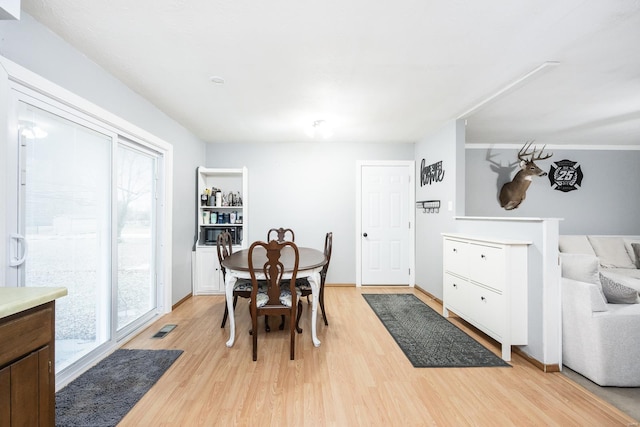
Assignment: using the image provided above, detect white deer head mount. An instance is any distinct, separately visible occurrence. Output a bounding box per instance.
[499,141,553,210]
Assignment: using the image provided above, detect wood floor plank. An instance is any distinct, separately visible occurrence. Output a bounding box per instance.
[119,287,637,426]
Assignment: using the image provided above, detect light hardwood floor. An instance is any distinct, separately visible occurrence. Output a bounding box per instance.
[120,287,637,426]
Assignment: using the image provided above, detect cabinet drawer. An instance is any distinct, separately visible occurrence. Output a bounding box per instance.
[468,243,505,291]
[0,304,53,368]
[443,238,468,277]
[466,284,504,339]
[443,273,472,319]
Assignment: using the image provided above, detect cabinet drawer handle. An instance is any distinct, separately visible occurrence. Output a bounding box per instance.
[480,296,486,302]
[480,254,486,259]
[453,248,457,253]
[453,283,458,288]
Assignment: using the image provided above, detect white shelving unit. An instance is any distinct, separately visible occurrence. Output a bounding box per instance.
[193,166,248,295]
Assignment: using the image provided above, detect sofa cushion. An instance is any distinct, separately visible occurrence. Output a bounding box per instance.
[587,236,636,269]
[599,271,640,304]
[603,267,640,279]
[560,253,600,284]
[559,235,596,255]
[560,253,608,305]
[628,241,640,268]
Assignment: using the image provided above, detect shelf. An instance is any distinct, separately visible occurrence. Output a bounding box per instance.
[194,166,248,295]
[200,205,243,209]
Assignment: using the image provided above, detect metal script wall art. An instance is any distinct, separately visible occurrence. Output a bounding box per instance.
[548,159,584,192]
[420,159,445,186]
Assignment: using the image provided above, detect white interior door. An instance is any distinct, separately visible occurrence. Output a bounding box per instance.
[358,162,413,285]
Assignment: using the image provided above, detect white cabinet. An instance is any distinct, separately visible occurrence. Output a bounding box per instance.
[442,233,530,361]
[194,247,223,294]
[193,167,248,295]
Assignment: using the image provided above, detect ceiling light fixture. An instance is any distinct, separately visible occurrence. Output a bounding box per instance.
[209,76,225,85]
[307,120,333,139]
[457,61,560,119]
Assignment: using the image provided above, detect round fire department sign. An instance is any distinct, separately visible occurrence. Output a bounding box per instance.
[548,159,583,192]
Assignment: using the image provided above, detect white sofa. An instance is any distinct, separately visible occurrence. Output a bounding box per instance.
[559,235,640,387]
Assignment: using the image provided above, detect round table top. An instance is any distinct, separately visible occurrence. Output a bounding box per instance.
[222,246,326,272]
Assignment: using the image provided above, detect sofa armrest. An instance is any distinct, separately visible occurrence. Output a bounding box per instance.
[561,278,607,313]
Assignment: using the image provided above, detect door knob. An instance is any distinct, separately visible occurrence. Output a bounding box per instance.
[363,233,368,237]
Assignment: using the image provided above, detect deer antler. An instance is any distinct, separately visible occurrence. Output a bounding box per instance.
[532,144,553,161]
[518,140,552,162]
[517,141,536,161]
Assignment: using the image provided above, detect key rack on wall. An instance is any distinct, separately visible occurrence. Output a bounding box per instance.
[417,200,440,213]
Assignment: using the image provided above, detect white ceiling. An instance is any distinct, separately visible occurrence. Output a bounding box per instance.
[22,0,640,146]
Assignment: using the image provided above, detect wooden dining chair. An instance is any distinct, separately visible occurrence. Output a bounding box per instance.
[267,227,295,243]
[217,230,253,329]
[266,227,295,330]
[248,239,302,361]
[295,232,332,332]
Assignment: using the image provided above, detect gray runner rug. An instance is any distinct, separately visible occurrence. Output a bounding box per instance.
[56,348,183,427]
[363,293,510,368]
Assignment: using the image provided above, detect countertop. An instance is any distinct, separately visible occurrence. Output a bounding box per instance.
[0,287,68,319]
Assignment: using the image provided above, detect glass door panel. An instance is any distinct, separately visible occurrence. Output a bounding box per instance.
[18,101,112,372]
[116,143,157,332]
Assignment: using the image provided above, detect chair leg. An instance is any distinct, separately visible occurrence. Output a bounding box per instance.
[265,315,270,332]
[319,287,328,326]
[290,313,296,360]
[252,309,258,361]
[220,305,228,328]
[279,315,285,330]
[295,301,303,333]
[249,303,254,335]
[221,295,239,328]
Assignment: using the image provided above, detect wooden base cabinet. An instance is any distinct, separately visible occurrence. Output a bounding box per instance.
[442,234,530,361]
[0,302,56,426]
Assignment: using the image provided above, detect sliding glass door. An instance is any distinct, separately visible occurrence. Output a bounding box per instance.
[116,142,158,334]
[9,90,164,377]
[18,100,113,371]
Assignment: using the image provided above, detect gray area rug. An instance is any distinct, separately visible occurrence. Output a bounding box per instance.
[363,293,510,368]
[56,349,183,427]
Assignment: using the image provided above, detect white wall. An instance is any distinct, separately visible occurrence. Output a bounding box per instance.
[465,146,640,234]
[413,120,465,298]
[0,14,205,303]
[204,142,415,284]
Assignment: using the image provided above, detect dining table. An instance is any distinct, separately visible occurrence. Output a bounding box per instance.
[221,245,327,348]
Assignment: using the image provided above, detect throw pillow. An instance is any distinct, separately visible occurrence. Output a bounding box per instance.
[558,234,596,255]
[588,236,636,269]
[630,242,640,269]
[558,235,596,255]
[599,271,640,304]
[560,253,600,284]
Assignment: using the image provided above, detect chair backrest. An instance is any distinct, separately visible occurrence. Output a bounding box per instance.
[248,239,300,361]
[216,230,233,279]
[248,239,299,308]
[321,232,333,281]
[267,227,295,243]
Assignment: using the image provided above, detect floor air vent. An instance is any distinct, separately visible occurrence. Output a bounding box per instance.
[153,324,177,338]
